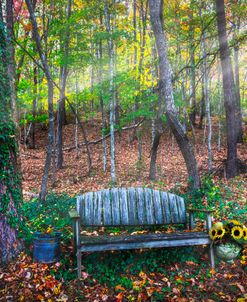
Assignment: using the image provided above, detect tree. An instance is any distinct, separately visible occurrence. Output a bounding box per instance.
[57,0,72,169]
[25,0,55,201]
[104,0,117,183]
[215,0,239,178]
[0,1,23,264]
[149,0,201,189]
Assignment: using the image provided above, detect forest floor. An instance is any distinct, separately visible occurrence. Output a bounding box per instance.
[1,119,247,302]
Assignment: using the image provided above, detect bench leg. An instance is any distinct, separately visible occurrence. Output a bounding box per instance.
[77,250,82,279]
[209,244,215,269]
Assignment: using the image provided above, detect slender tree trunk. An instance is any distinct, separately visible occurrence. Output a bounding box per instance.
[233,20,243,143]
[188,0,196,125]
[149,30,163,180]
[200,1,212,171]
[30,65,37,149]
[57,0,72,169]
[26,0,55,202]
[98,17,107,171]
[6,0,18,124]
[0,2,23,264]
[75,75,80,159]
[217,59,222,152]
[199,77,205,129]
[149,0,200,189]
[215,0,239,178]
[104,0,117,183]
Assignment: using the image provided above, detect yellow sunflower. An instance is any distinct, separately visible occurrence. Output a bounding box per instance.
[209,227,218,240]
[216,228,225,239]
[243,228,247,241]
[231,226,244,240]
[228,220,241,226]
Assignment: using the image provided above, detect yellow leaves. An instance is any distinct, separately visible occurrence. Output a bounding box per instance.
[18,295,25,302]
[195,27,201,34]
[180,23,189,31]
[53,283,61,295]
[46,226,53,234]
[115,284,125,292]
[209,268,216,275]
[240,255,247,265]
[180,4,189,11]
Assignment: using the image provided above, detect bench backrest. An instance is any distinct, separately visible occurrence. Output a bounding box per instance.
[76,187,186,226]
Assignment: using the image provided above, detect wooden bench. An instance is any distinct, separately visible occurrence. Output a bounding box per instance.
[69,187,215,278]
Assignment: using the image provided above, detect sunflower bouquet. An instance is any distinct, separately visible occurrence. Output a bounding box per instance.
[209,220,247,244]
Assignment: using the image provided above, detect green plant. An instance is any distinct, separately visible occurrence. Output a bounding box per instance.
[185,175,223,210]
[19,193,76,244]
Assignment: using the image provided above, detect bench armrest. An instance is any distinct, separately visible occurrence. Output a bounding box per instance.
[187,208,215,232]
[69,209,80,252]
[69,209,80,219]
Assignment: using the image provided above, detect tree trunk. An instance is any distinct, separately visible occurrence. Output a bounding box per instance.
[217,59,222,152]
[57,0,72,169]
[200,1,212,171]
[188,0,196,125]
[6,0,18,124]
[215,0,239,178]
[30,65,37,149]
[233,20,243,143]
[149,0,200,190]
[98,17,107,172]
[104,0,117,183]
[26,0,55,202]
[149,118,162,180]
[0,2,23,264]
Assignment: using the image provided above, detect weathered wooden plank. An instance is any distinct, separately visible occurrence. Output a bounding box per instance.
[81,232,209,244]
[92,191,100,225]
[127,188,137,225]
[119,188,129,224]
[144,188,155,224]
[80,237,211,252]
[84,192,94,225]
[111,188,121,225]
[136,188,146,224]
[160,191,170,223]
[168,194,179,223]
[77,195,86,223]
[153,190,163,224]
[175,196,186,223]
[102,189,112,225]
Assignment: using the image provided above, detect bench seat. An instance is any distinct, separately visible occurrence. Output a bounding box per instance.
[80,232,211,252]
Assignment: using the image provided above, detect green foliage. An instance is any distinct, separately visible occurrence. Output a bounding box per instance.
[80,247,199,288]
[184,175,247,222]
[19,193,76,244]
[184,175,223,210]
[19,113,48,126]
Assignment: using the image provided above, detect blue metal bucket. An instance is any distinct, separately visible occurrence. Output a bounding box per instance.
[33,232,61,263]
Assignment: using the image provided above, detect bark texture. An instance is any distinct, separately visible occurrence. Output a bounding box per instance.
[149,0,200,189]
[215,0,239,178]
[0,2,23,263]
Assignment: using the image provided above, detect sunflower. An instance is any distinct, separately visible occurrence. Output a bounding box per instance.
[243,228,247,241]
[216,228,225,238]
[231,226,244,240]
[228,220,241,226]
[209,227,218,240]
